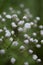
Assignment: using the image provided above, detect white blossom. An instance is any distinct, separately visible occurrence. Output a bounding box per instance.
[0,49,5,54]
[24,23,31,29]
[11,57,16,64]
[24,62,29,65]
[5,30,11,37]
[11,22,17,28]
[28,49,33,54]
[6,14,12,19]
[36,44,41,48]
[24,39,29,44]
[12,41,18,46]
[32,54,38,60]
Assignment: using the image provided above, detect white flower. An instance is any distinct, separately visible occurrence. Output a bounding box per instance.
[29,38,34,42]
[18,20,24,25]
[37,59,41,62]
[24,39,29,44]
[0,29,3,33]
[32,54,38,60]
[20,3,24,8]
[11,30,15,35]
[9,37,13,42]
[6,14,12,19]
[36,17,40,21]
[0,15,2,19]
[3,26,7,30]
[24,34,28,38]
[2,18,6,22]
[12,41,18,46]
[9,7,13,11]
[24,62,29,65]
[39,25,43,29]
[12,14,17,18]
[0,49,5,54]
[5,30,11,37]
[20,45,25,50]
[34,39,38,43]
[3,12,6,15]
[23,16,27,19]
[36,44,41,48]
[41,40,43,44]
[24,23,31,29]
[40,30,43,36]
[30,22,34,25]
[11,57,16,64]
[28,49,33,54]
[0,38,3,42]
[11,22,17,28]
[18,27,23,32]
[32,32,37,36]
[17,10,21,15]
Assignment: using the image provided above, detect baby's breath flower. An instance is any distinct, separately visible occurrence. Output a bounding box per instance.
[28,49,33,54]
[11,22,17,28]
[11,57,16,64]
[32,54,38,60]
[0,49,5,54]
[24,62,29,65]
[24,39,29,44]
[12,41,18,46]
[6,14,12,19]
[36,44,41,48]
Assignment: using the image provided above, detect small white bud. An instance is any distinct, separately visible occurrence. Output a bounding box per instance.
[30,22,34,25]
[24,39,29,44]
[12,41,18,46]
[6,14,12,19]
[28,49,33,54]
[39,25,43,29]
[24,23,31,29]
[11,22,17,28]
[40,30,43,36]
[11,57,16,64]
[3,12,6,15]
[18,27,23,32]
[32,32,37,36]
[41,40,43,44]
[0,29,3,33]
[20,3,24,8]
[5,30,11,37]
[11,30,15,35]
[2,18,6,22]
[17,10,21,15]
[9,37,13,42]
[24,34,28,38]
[0,15,2,19]
[23,16,27,19]
[0,49,5,54]
[29,38,34,42]
[12,14,17,18]
[36,17,40,21]
[37,59,41,62]
[20,45,25,50]
[0,38,3,42]
[24,62,29,65]
[32,54,38,60]
[36,44,41,48]
[34,39,38,43]
[18,20,24,25]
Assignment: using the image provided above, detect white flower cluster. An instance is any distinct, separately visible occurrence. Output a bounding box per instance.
[0,3,42,64]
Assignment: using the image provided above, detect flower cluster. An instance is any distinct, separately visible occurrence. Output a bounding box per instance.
[0,3,42,65]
